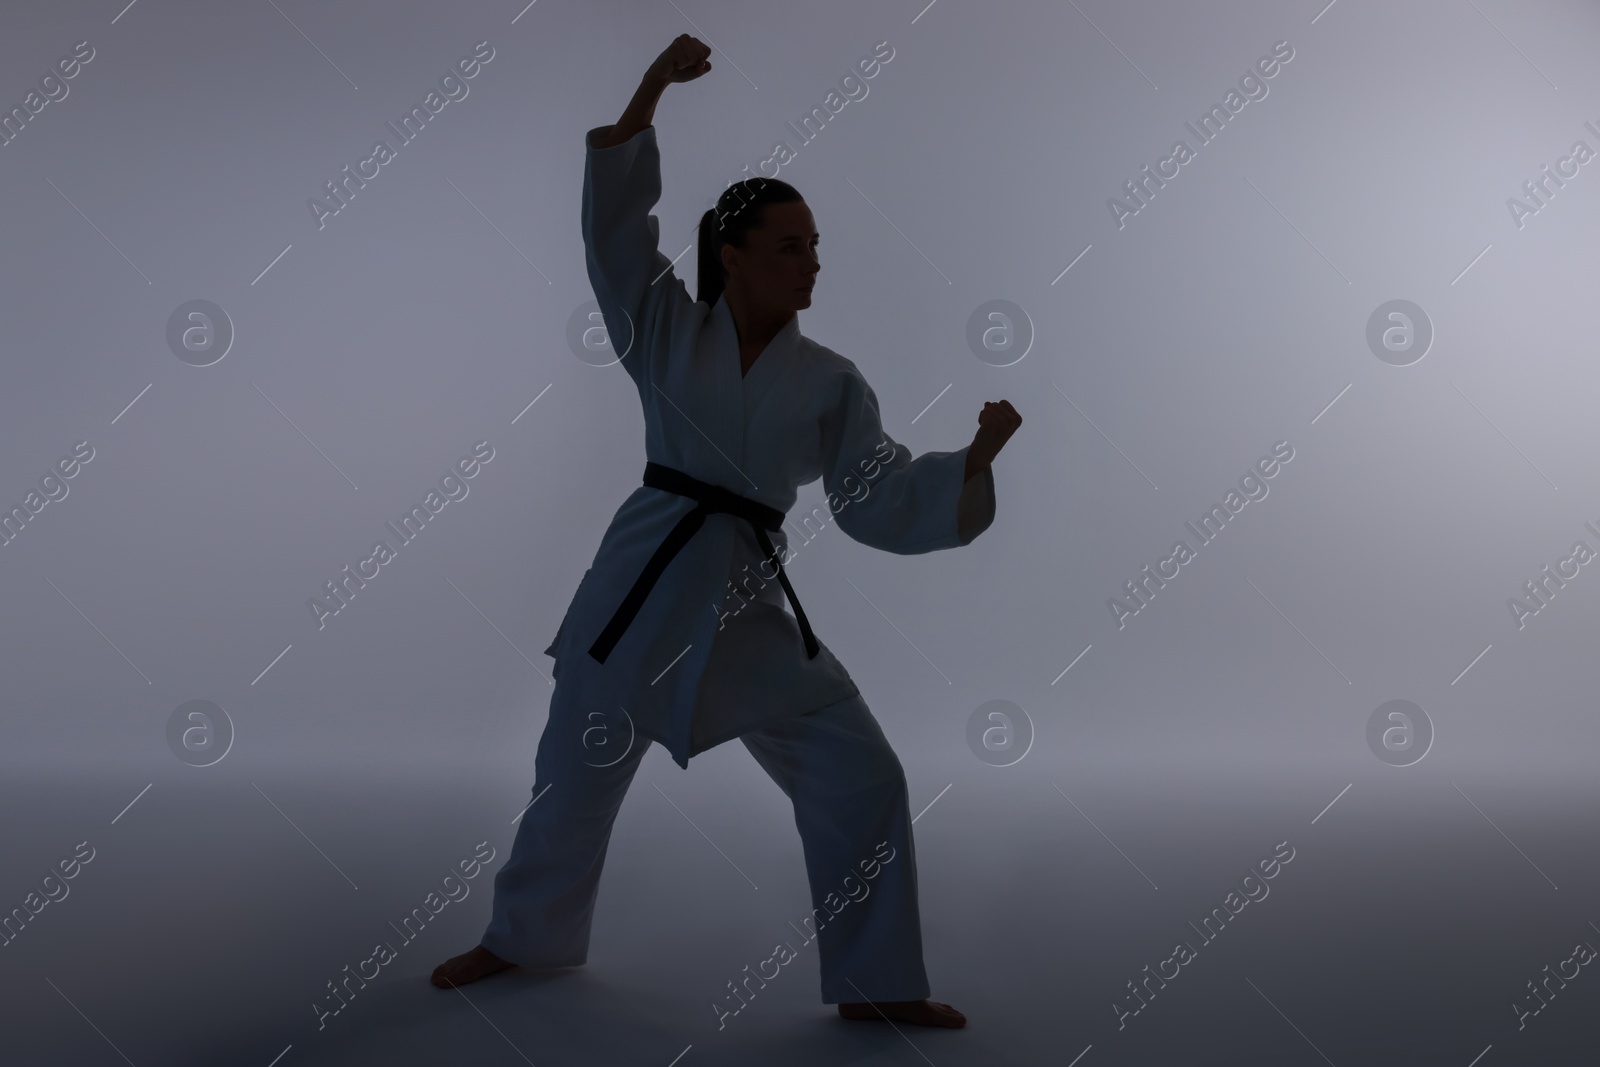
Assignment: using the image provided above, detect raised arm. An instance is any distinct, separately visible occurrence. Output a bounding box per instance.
[581,36,712,386]
[593,35,710,149]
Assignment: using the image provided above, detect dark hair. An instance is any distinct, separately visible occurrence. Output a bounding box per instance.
[696,176,804,308]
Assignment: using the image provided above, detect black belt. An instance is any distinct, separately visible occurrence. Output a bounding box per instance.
[587,462,819,664]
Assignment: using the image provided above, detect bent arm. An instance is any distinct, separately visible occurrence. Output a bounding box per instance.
[819,362,997,554]
[582,75,694,388]
[591,70,669,150]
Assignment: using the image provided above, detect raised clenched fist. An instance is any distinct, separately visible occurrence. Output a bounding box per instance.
[969,400,1021,469]
[649,34,712,85]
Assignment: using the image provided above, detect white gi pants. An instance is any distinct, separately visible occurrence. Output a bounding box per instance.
[480,681,932,1005]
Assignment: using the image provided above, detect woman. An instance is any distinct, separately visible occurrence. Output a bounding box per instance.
[433,35,1020,1030]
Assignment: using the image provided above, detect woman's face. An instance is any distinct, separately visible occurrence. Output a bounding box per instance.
[721,201,819,312]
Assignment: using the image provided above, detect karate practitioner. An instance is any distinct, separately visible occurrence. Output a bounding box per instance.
[433,35,1021,1030]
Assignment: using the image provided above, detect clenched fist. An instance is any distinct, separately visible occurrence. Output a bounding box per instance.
[968,400,1021,472]
[648,34,712,85]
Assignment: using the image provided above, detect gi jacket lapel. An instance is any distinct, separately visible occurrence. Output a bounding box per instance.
[702,298,799,493]
[741,314,799,411]
[707,298,800,489]
[683,297,745,490]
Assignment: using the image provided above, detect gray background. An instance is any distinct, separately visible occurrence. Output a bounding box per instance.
[3,1,1598,1064]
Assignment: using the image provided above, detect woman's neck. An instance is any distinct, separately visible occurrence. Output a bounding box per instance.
[724,293,793,358]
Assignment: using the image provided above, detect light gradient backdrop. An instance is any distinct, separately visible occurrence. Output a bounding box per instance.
[3,1,1598,1064]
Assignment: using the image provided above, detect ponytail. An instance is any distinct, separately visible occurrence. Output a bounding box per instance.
[696,176,805,308]
[696,208,725,308]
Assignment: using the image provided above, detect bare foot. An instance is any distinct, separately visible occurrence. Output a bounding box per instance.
[838,998,966,1028]
[431,945,514,988]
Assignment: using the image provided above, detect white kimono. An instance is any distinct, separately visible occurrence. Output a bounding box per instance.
[543,123,997,770]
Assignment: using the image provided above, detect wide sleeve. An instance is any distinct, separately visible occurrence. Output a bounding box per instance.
[581,123,696,388]
[817,360,997,554]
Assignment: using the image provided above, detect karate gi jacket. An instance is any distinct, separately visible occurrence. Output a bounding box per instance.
[543,122,997,770]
